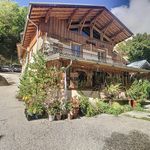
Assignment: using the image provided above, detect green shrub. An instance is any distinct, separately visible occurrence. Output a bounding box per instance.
[79,96,90,115]
[96,101,110,113]
[134,103,144,111]
[123,105,133,112]
[79,96,133,117]
[47,100,62,115]
[104,83,121,100]
[26,102,45,116]
[86,103,98,117]
[126,80,150,103]
[107,102,124,116]
[18,52,62,117]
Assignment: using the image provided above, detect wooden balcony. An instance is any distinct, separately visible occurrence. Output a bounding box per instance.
[44,44,124,67]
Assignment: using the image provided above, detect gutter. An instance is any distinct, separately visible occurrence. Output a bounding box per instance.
[64,60,72,100]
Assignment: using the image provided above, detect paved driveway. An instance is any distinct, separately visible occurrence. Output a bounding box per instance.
[0,73,150,150]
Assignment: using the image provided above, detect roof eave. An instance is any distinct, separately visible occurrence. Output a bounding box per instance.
[21,4,32,48]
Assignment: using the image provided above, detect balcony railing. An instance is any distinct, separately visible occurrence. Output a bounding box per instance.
[44,44,124,67]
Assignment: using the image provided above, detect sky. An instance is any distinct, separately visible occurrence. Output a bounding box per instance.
[14,0,129,9]
[14,0,150,34]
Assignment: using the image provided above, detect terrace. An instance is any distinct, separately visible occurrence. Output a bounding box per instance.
[44,44,124,67]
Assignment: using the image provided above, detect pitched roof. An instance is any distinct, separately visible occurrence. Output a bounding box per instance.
[127,60,150,70]
[22,2,133,48]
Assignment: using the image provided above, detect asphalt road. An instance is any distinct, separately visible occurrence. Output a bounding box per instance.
[0,73,150,150]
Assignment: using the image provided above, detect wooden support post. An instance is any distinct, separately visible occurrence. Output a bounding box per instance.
[68,8,79,30]
[79,9,93,33]
[90,26,93,39]
[45,8,52,23]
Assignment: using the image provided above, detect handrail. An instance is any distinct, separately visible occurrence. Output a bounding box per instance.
[44,44,125,66]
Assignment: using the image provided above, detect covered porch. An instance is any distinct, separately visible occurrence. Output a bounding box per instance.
[46,57,150,99]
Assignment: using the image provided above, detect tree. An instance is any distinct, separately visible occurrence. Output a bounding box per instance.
[18,52,62,116]
[0,0,27,64]
[116,33,150,62]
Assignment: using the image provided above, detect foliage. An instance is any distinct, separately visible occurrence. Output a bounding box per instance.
[126,79,150,102]
[117,33,150,62]
[107,102,124,116]
[26,101,44,116]
[134,103,144,112]
[79,96,133,117]
[64,101,73,112]
[104,83,121,100]
[96,101,110,113]
[64,97,79,112]
[86,103,98,117]
[18,52,61,116]
[79,96,90,116]
[0,0,27,63]
[123,105,133,112]
[47,100,62,115]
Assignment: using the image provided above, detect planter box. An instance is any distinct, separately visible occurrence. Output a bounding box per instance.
[25,109,47,121]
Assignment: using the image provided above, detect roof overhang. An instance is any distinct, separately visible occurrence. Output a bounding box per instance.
[22,2,133,48]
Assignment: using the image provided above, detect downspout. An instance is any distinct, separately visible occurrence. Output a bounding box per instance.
[27,16,39,52]
[64,60,72,100]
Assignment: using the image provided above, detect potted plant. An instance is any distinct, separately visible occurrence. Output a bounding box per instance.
[64,97,80,120]
[47,107,55,121]
[104,83,121,105]
[64,101,74,119]
[46,100,62,121]
[25,102,45,121]
[126,80,140,108]
[71,97,80,118]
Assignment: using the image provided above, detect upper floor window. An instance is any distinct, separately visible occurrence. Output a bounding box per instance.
[93,29,100,40]
[70,28,78,33]
[98,51,106,61]
[71,43,82,57]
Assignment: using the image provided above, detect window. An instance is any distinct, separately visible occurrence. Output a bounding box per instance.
[82,27,90,37]
[71,43,81,57]
[98,51,106,61]
[70,28,78,33]
[93,29,100,40]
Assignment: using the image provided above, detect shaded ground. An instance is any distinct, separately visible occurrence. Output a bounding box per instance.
[0,73,150,150]
[103,130,150,150]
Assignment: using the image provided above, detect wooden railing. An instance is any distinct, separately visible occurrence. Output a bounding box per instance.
[44,44,124,66]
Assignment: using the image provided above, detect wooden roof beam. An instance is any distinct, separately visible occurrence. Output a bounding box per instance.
[110,29,124,39]
[101,19,114,33]
[93,26,113,43]
[90,10,104,28]
[79,9,93,33]
[68,8,79,30]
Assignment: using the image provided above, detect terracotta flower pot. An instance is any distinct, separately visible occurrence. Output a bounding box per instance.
[129,100,137,108]
[73,108,79,119]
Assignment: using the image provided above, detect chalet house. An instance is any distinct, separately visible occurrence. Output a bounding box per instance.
[17,3,150,98]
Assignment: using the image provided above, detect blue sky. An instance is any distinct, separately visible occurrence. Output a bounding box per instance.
[14,0,129,9]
